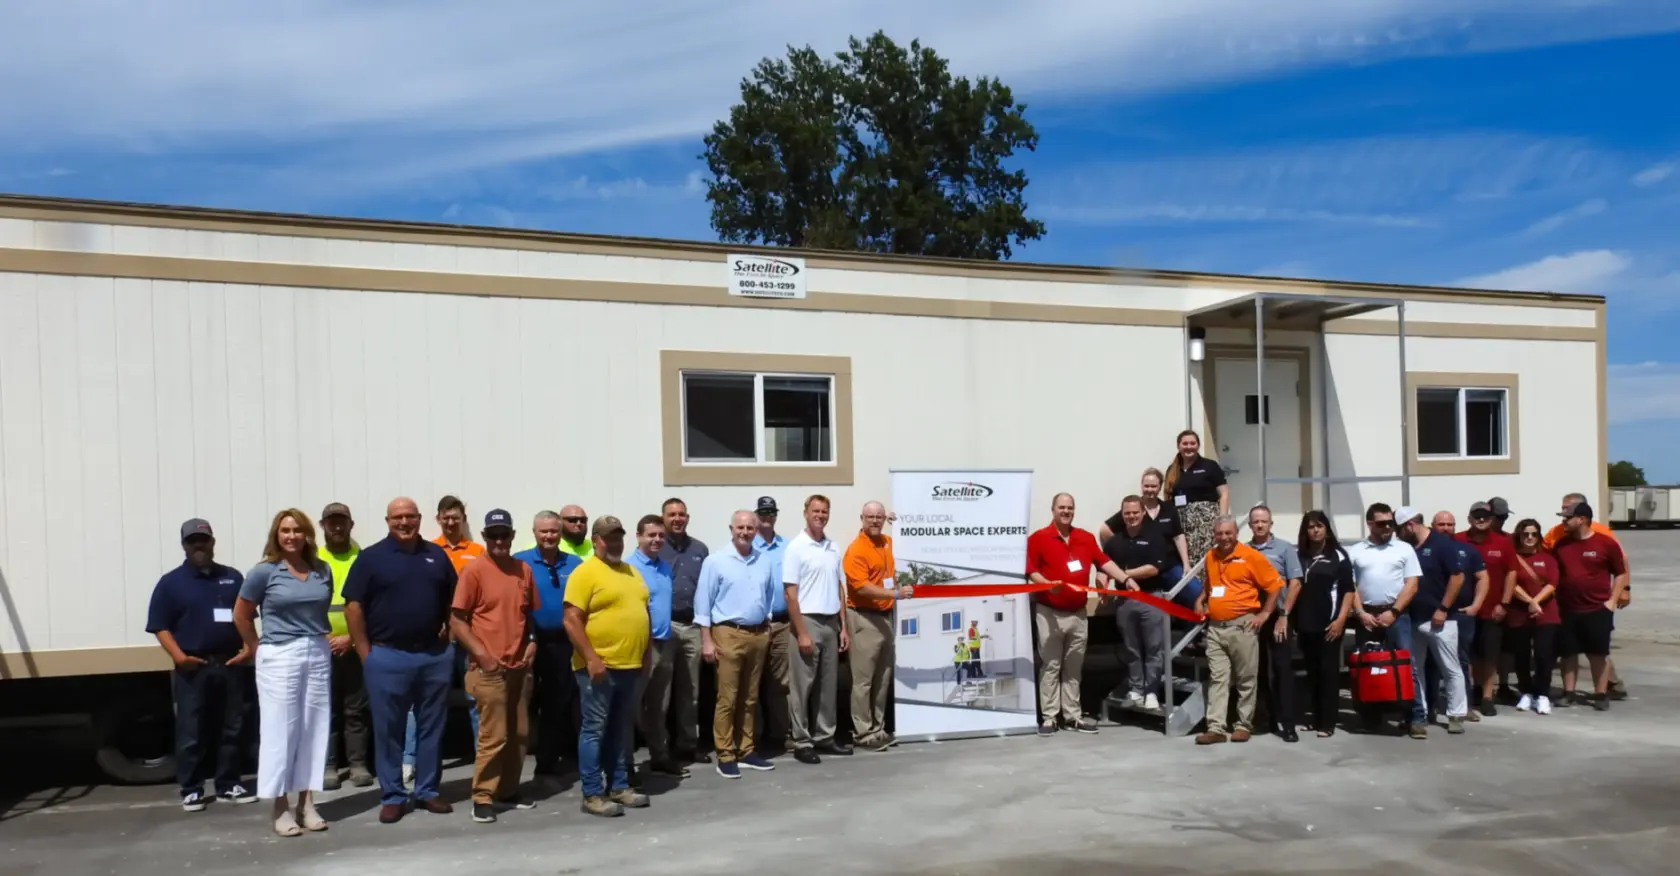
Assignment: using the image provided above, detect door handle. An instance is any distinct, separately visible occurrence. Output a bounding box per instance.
[1224,467,1240,475]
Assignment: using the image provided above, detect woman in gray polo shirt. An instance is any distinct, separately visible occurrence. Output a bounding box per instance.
[234,509,335,837]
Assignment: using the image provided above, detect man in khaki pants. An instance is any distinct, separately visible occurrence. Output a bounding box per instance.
[844,502,906,751]
[1024,493,1130,736]
[1195,517,1283,745]
[698,511,779,779]
[449,509,539,823]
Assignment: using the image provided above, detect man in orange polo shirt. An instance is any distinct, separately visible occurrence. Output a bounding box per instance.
[843,501,907,751]
[1025,493,1130,736]
[1542,492,1630,701]
[1195,516,1284,745]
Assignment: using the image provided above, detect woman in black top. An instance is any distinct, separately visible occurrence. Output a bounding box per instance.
[1295,510,1356,737]
[1162,430,1229,573]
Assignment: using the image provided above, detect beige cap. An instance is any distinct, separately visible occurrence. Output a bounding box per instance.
[591,515,626,538]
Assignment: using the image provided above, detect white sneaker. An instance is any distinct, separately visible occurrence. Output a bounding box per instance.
[1516,694,1533,712]
[1143,693,1161,711]
[402,764,416,788]
[1535,696,1552,716]
[1125,691,1145,706]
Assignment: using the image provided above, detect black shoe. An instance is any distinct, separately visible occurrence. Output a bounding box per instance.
[816,742,854,756]
[1592,694,1610,712]
[1609,681,1628,701]
[1481,702,1498,717]
[494,797,537,811]
[649,759,692,778]
[793,748,822,765]
[472,803,497,824]
[1278,727,1299,743]
[681,750,713,765]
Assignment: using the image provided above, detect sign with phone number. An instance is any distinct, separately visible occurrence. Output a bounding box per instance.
[728,253,807,300]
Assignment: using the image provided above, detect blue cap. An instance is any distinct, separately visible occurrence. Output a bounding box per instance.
[483,508,515,533]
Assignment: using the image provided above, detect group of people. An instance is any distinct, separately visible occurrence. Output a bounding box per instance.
[1023,430,1632,745]
[145,492,909,833]
[144,427,1634,836]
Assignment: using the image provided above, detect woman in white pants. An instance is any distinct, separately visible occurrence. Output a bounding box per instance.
[234,508,334,836]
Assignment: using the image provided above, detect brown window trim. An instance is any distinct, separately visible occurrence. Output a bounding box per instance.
[1407,371,1521,476]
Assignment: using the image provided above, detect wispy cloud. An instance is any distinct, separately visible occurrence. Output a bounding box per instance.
[1041,203,1426,228]
[1456,249,1631,293]
[1523,198,1607,235]
[1609,362,1680,424]
[2,1,1677,196]
[1632,161,1675,187]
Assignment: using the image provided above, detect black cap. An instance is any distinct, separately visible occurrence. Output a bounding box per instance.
[1487,497,1510,518]
[180,518,214,541]
[755,496,779,515]
[483,509,515,533]
[1469,501,1493,520]
[1558,501,1594,521]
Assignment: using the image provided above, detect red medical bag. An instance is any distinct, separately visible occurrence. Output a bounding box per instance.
[1347,644,1415,705]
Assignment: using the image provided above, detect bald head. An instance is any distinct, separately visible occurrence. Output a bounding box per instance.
[559,504,588,543]
[861,502,887,539]
[1432,511,1456,536]
[385,497,421,542]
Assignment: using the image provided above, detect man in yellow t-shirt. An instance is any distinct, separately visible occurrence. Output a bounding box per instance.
[562,516,651,817]
[318,502,371,790]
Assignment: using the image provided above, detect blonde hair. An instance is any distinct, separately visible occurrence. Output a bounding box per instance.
[262,508,320,564]
[1140,467,1164,487]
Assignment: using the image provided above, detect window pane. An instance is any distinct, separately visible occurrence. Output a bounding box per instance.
[762,376,832,463]
[683,372,756,461]
[1464,389,1507,457]
[1416,388,1461,456]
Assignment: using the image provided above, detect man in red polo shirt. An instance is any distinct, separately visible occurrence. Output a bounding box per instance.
[1552,500,1629,711]
[1025,493,1130,737]
[1457,502,1515,716]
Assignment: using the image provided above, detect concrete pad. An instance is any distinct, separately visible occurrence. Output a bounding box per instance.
[4,532,1678,875]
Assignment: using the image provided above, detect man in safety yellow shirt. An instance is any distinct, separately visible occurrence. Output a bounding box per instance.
[319,502,372,790]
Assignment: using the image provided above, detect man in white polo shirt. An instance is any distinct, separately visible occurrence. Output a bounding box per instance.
[1346,502,1424,735]
[782,494,853,765]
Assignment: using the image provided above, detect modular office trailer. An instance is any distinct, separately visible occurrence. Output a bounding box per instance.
[0,195,1606,775]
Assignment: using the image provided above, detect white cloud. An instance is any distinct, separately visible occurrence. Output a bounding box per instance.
[1455,249,1631,294]
[1608,362,1680,425]
[1522,198,1607,235]
[1,0,1676,185]
[1632,162,1675,187]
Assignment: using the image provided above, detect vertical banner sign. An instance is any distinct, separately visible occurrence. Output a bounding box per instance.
[889,469,1037,740]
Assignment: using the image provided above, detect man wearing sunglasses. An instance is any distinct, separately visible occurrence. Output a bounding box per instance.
[1457,503,1514,717]
[1347,503,1422,735]
[558,505,594,559]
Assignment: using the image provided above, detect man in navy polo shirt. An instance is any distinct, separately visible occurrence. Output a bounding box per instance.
[344,497,459,824]
[145,518,258,812]
[1396,507,1469,737]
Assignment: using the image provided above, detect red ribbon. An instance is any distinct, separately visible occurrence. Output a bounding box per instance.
[906,581,1206,624]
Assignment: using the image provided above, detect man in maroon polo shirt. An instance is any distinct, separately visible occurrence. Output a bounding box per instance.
[1457,502,1515,716]
[1025,493,1130,737]
[1552,501,1629,711]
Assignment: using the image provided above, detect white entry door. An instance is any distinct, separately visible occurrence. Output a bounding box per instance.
[1213,358,1303,521]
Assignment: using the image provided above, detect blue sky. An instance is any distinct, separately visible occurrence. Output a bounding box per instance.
[2,2,1678,477]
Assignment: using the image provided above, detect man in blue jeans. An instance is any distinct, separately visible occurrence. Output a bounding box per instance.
[344,497,459,824]
[1347,503,1424,735]
[563,516,653,817]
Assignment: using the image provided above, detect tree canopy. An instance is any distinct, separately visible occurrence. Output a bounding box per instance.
[700,31,1045,260]
[1608,460,1646,487]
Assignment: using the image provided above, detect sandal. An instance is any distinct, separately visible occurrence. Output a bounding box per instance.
[1317,729,1335,738]
[273,810,303,838]
[296,801,328,832]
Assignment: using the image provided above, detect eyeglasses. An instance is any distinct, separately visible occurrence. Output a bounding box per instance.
[1518,531,1540,540]
[561,516,587,524]
[1371,520,1395,529]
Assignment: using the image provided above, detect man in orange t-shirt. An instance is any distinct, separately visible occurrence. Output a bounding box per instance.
[843,501,903,750]
[449,509,538,821]
[1195,517,1283,745]
[422,495,486,771]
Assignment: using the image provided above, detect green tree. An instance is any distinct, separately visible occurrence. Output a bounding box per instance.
[701,31,1046,260]
[1608,460,1647,487]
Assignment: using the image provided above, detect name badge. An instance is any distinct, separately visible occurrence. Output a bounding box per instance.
[1174,495,1188,507]
[883,577,896,590]
[1066,560,1082,573]
[213,608,234,623]
[1210,586,1226,599]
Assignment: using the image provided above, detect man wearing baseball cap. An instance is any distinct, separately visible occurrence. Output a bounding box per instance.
[1485,497,1512,534]
[1396,506,1470,736]
[1544,491,1631,702]
[752,496,793,753]
[1458,502,1514,718]
[1552,500,1629,711]
[563,515,653,817]
[145,519,257,810]
[318,503,372,790]
[451,509,540,823]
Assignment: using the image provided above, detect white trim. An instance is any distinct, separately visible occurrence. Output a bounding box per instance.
[678,368,838,467]
[1416,385,1510,461]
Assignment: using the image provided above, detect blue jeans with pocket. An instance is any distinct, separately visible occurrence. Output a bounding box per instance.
[365,644,452,806]
[575,668,640,798]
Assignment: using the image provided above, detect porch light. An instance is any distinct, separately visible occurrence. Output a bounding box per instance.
[1188,327,1206,362]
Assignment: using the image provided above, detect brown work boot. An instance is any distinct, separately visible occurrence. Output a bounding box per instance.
[378,803,407,824]
[1195,732,1228,745]
[607,787,650,809]
[419,797,453,815]
[1231,729,1252,743]
[581,795,624,818]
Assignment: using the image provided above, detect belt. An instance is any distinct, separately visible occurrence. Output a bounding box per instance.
[714,620,769,632]
[1209,616,1256,628]
[803,612,839,621]
[770,611,789,624]
[850,606,893,616]
[1363,602,1395,614]
[185,651,241,664]
[671,608,695,624]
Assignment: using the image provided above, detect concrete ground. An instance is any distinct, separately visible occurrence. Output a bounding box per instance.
[3,532,1677,876]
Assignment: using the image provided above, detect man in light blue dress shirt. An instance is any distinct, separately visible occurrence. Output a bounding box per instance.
[752,496,791,753]
[697,510,779,779]
[627,514,687,779]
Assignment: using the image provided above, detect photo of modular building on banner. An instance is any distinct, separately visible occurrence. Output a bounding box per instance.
[890,470,1039,739]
